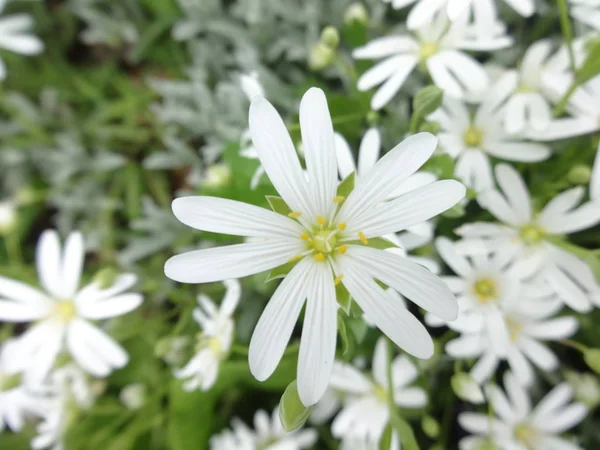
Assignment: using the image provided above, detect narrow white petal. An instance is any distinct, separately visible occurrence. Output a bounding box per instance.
[357,55,410,92]
[519,338,558,371]
[78,293,143,320]
[297,262,337,406]
[435,237,473,278]
[0,300,48,322]
[526,117,598,141]
[300,88,338,217]
[371,58,418,110]
[36,230,63,299]
[407,0,447,29]
[535,404,588,433]
[61,231,84,299]
[504,371,531,418]
[357,128,381,176]
[75,274,138,305]
[525,317,578,340]
[543,264,592,312]
[591,143,600,200]
[542,201,600,234]
[67,320,112,377]
[0,35,43,55]
[477,190,523,227]
[172,196,304,238]
[352,36,418,59]
[485,141,551,162]
[249,258,311,381]
[334,133,356,180]
[538,187,585,224]
[0,276,52,307]
[533,383,574,420]
[330,362,372,394]
[446,335,485,358]
[486,384,516,422]
[458,413,491,434]
[494,164,532,223]
[504,0,535,16]
[164,240,303,283]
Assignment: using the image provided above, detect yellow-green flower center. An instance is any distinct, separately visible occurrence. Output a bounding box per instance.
[463,125,484,147]
[207,337,223,356]
[519,224,545,246]
[514,423,537,449]
[419,42,439,60]
[473,278,498,303]
[311,229,338,254]
[374,384,387,403]
[54,300,77,323]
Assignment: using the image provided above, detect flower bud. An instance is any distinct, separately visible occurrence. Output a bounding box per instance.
[120,383,146,410]
[567,165,591,185]
[344,3,369,25]
[422,415,440,438]
[203,163,231,188]
[451,372,485,404]
[566,371,600,409]
[584,348,600,374]
[0,200,17,236]
[320,26,340,49]
[308,42,336,71]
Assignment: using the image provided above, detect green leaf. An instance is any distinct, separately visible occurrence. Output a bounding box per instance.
[410,86,444,133]
[378,423,393,450]
[279,380,312,432]
[266,261,298,283]
[391,415,420,450]
[576,38,600,84]
[421,416,440,439]
[584,349,600,374]
[266,195,292,216]
[337,312,354,357]
[337,171,356,198]
[336,281,352,313]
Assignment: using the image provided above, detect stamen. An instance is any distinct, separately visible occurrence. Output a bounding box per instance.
[314,252,325,262]
[316,216,326,225]
[288,254,304,263]
[337,245,347,254]
[334,274,344,285]
[338,223,346,230]
[358,232,368,245]
[333,196,345,204]
[288,211,302,219]
[300,232,309,240]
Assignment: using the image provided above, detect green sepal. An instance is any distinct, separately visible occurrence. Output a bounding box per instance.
[337,312,355,357]
[266,195,292,216]
[348,316,368,344]
[279,380,312,432]
[344,237,399,250]
[265,261,297,283]
[337,171,356,198]
[336,281,352,314]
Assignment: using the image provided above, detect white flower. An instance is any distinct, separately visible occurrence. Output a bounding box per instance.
[174,279,241,391]
[591,141,600,200]
[0,199,16,235]
[210,408,317,450]
[0,339,40,433]
[353,12,511,110]
[0,230,143,380]
[334,127,438,249]
[165,88,464,405]
[528,75,600,141]
[382,0,535,31]
[431,94,551,193]
[459,372,588,450]
[330,337,427,445]
[446,289,578,386]
[119,383,146,410]
[487,40,573,134]
[456,164,600,312]
[570,0,600,32]
[0,5,43,80]
[31,364,94,450]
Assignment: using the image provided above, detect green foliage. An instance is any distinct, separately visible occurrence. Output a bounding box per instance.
[278,380,312,432]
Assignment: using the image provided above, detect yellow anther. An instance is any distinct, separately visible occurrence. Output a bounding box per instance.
[314,252,325,262]
[288,254,304,263]
[358,232,368,245]
[316,216,326,225]
[288,211,302,219]
[333,196,345,204]
[334,274,344,285]
[337,245,347,254]
[300,232,309,240]
[338,223,346,230]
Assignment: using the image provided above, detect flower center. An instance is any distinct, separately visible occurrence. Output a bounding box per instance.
[514,423,537,449]
[207,337,223,357]
[0,371,21,392]
[519,224,545,246]
[472,278,498,303]
[54,300,77,323]
[419,42,439,60]
[374,384,387,403]
[463,125,483,147]
[311,229,338,253]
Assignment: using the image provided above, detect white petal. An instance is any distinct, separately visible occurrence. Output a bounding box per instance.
[477,190,524,227]
[164,240,303,284]
[526,117,598,141]
[0,300,48,322]
[538,187,585,224]
[220,279,241,317]
[470,352,498,384]
[330,362,372,394]
[535,404,588,433]
[504,371,531,418]
[486,384,516,422]
[391,355,419,388]
[61,231,84,299]
[344,180,465,237]
[338,256,434,358]
[0,276,52,307]
[428,52,489,99]
[334,133,356,180]
[484,308,511,357]
[75,274,138,305]
[494,164,532,223]
[458,412,490,434]
[67,320,112,377]
[357,55,411,92]
[357,128,381,176]
[504,0,535,16]
[532,383,574,420]
[78,293,143,320]
[300,88,338,217]
[519,338,558,371]
[407,0,447,29]
[435,237,473,277]
[338,133,438,226]
[352,36,418,59]
[591,143,600,200]
[524,317,578,340]
[249,258,311,381]
[484,141,551,162]
[543,263,592,312]
[172,196,304,238]
[506,346,534,386]
[541,201,600,234]
[249,97,314,216]
[344,246,458,321]
[0,34,43,55]
[396,387,427,408]
[371,57,418,110]
[446,335,485,358]
[36,230,63,299]
[297,262,337,406]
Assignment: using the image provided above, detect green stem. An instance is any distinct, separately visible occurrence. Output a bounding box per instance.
[561,339,588,353]
[385,338,396,412]
[557,0,577,73]
[552,82,578,117]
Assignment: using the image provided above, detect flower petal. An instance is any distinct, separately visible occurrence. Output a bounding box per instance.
[36,230,63,299]
[61,231,85,299]
[494,164,532,223]
[357,128,381,176]
[78,293,143,320]
[0,276,52,307]
[0,300,49,322]
[334,133,356,180]
[485,142,551,162]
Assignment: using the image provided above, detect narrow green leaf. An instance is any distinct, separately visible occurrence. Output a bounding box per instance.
[337,312,354,357]
[266,261,298,283]
[337,171,356,198]
[576,39,600,85]
[279,380,312,432]
[266,195,292,216]
[391,415,420,450]
[378,423,393,450]
[336,280,352,313]
[348,317,368,343]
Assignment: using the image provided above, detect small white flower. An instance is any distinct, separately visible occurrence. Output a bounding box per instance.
[431,94,551,193]
[570,0,600,32]
[0,339,41,433]
[210,408,317,450]
[0,5,43,80]
[330,337,427,445]
[0,230,143,381]
[0,199,16,235]
[459,372,588,450]
[353,11,511,110]
[457,164,600,312]
[446,290,578,386]
[174,279,241,391]
[165,88,464,406]
[119,383,146,410]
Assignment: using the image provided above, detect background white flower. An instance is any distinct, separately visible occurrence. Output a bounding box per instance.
[570,0,600,32]
[0,3,43,80]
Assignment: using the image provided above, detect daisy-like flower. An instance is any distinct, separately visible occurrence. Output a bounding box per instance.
[457,164,600,312]
[381,0,535,31]
[174,279,240,391]
[165,88,464,405]
[488,40,573,134]
[0,339,40,433]
[330,337,427,446]
[0,3,44,80]
[334,127,438,249]
[353,11,511,110]
[459,372,588,450]
[31,364,94,450]
[209,408,317,450]
[430,93,551,193]
[0,230,143,381]
[570,0,600,32]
